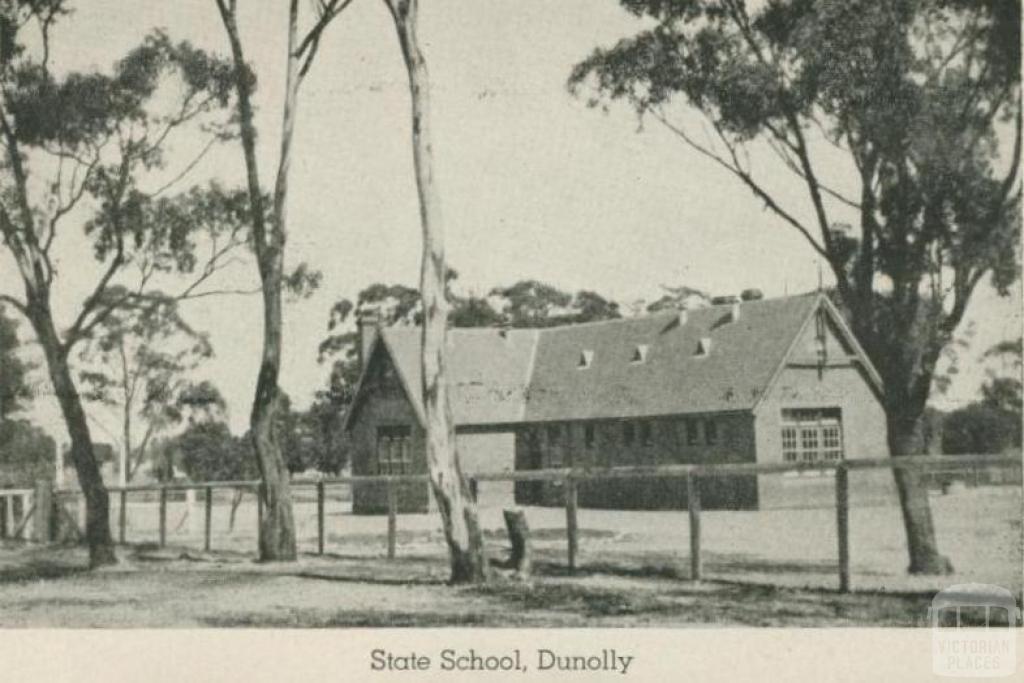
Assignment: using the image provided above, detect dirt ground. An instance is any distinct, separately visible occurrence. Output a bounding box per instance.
[2,484,1017,627]
[103,484,1022,593]
[0,542,945,628]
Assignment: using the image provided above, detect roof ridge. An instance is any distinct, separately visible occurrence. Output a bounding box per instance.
[378,292,819,337]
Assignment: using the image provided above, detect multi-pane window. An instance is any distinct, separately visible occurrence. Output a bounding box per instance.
[547,424,565,467]
[623,421,636,446]
[640,421,654,447]
[376,425,412,474]
[781,409,843,464]
[547,424,562,445]
[685,418,699,446]
[781,427,799,462]
[704,419,718,446]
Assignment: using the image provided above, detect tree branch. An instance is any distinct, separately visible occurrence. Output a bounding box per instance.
[651,109,828,258]
[0,294,29,317]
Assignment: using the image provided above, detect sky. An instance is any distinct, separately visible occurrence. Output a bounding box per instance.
[1,0,1020,446]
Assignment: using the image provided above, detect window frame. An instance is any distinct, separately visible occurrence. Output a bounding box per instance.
[704,419,718,446]
[640,420,654,447]
[780,408,844,471]
[376,424,412,475]
[685,418,699,446]
[622,421,636,446]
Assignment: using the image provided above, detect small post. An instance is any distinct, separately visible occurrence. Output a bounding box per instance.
[204,486,213,552]
[34,479,53,543]
[158,486,168,548]
[835,463,850,593]
[687,473,702,582]
[386,479,397,560]
[76,493,86,532]
[257,483,265,554]
[316,481,325,556]
[0,495,7,539]
[469,477,479,503]
[118,489,127,544]
[565,476,579,573]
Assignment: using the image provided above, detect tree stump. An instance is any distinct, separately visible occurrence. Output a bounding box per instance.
[503,508,532,578]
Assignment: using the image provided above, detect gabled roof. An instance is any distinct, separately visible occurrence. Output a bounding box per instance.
[344,293,882,429]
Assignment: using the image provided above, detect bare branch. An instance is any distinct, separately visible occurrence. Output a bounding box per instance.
[651,109,828,259]
[0,294,29,317]
[147,136,218,198]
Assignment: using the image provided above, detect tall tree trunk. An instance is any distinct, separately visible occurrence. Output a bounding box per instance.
[250,272,296,561]
[215,0,300,561]
[385,0,489,584]
[887,401,954,575]
[30,302,116,567]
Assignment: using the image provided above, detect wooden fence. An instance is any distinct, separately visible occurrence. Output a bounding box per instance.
[23,453,1024,592]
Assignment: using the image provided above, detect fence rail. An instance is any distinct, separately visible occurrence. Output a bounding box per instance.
[32,453,1024,592]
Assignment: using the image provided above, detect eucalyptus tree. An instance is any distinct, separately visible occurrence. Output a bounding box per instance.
[214,0,348,560]
[570,0,1021,573]
[380,0,491,582]
[0,2,243,566]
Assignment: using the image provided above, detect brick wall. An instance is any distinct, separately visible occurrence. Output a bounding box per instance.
[514,413,758,509]
[753,315,897,509]
[349,345,430,514]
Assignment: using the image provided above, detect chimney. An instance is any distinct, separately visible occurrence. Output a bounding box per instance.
[677,308,688,326]
[730,301,741,322]
[357,308,382,370]
[741,288,763,301]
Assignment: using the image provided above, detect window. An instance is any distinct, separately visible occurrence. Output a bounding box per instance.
[547,424,562,445]
[685,418,699,446]
[584,424,596,449]
[376,425,412,474]
[781,426,798,462]
[704,419,718,445]
[623,421,636,446]
[640,421,654,447]
[780,408,843,465]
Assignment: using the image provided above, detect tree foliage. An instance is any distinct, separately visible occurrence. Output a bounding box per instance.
[0,306,32,420]
[570,0,1021,574]
[570,0,1021,427]
[0,419,56,487]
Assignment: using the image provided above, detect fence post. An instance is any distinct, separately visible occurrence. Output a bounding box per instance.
[0,495,7,539]
[687,473,702,582]
[317,481,325,556]
[204,486,213,552]
[34,479,53,543]
[835,463,850,593]
[469,477,479,503]
[257,483,265,555]
[118,489,127,544]
[565,475,579,573]
[76,493,86,533]
[386,479,397,560]
[158,486,168,548]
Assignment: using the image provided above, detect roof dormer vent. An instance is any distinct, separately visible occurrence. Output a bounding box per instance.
[578,349,594,369]
[696,337,712,357]
[631,344,649,364]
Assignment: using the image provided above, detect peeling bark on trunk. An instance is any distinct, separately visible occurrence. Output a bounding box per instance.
[30,305,116,567]
[385,0,489,584]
